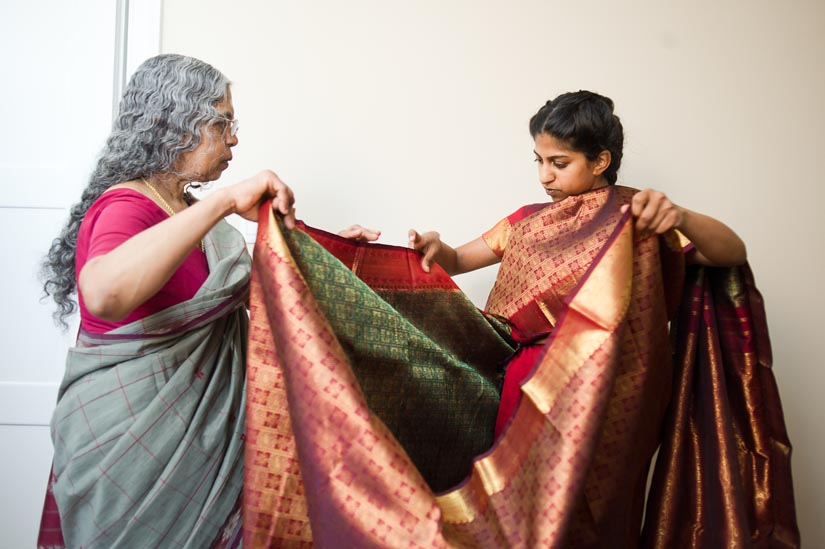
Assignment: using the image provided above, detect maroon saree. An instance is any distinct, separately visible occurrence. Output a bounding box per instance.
[244,188,798,547]
[641,264,799,548]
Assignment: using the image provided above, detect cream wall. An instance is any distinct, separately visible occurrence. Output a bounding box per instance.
[162,0,824,544]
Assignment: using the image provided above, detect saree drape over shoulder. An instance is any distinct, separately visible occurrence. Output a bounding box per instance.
[47,219,250,549]
[244,187,798,548]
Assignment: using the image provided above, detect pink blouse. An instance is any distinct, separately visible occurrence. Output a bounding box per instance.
[75,188,209,333]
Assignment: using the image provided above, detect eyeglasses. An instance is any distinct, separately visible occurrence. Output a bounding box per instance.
[213,115,240,137]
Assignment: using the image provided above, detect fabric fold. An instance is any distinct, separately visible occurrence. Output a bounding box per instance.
[641,264,800,548]
[244,193,798,548]
[47,219,250,549]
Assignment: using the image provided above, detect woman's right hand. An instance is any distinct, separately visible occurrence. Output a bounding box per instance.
[408,230,501,276]
[408,229,444,273]
[226,170,296,228]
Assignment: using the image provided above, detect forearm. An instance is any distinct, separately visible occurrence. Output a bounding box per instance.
[431,241,461,275]
[79,189,234,320]
[411,232,499,275]
[678,208,747,266]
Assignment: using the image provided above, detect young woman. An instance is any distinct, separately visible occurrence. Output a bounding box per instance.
[409,90,745,437]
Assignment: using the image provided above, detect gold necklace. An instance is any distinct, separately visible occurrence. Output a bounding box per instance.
[142,178,205,253]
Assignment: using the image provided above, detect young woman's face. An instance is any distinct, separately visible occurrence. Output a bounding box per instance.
[533,133,610,202]
[176,88,239,182]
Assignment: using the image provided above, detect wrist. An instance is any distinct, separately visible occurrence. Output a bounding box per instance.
[202,187,236,218]
[675,206,689,230]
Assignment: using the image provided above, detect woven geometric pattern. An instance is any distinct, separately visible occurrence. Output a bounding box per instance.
[485,186,637,336]
[244,198,645,546]
[244,188,797,547]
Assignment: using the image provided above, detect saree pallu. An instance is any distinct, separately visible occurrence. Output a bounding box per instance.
[479,186,683,546]
[245,190,797,547]
[46,218,251,549]
[641,264,800,548]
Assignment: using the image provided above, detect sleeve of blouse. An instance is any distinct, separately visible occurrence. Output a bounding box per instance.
[481,217,512,258]
[481,204,547,257]
[86,195,160,261]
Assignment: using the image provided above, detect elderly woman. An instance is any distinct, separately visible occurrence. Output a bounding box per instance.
[39,53,315,548]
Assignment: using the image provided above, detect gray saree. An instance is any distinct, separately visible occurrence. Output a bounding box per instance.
[49,218,250,548]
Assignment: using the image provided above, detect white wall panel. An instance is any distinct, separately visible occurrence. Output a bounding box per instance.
[1,1,116,209]
[0,425,57,548]
[0,1,162,544]
[0,208,78,383]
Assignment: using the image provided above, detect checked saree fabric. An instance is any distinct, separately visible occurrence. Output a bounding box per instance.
[244,192,798,548]
[42,218,250,549]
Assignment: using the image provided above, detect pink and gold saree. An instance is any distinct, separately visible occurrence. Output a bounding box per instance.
[244,187,798,548]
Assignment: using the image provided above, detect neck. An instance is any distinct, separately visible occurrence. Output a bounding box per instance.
[144,174,189,201]
[593,176,609,190]
[141,176,192,216]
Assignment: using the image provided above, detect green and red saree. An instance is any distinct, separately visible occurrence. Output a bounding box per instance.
[44,218,250,548]
[244,187,798,547]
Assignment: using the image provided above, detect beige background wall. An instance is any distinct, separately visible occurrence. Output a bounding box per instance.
[163,0,824,543]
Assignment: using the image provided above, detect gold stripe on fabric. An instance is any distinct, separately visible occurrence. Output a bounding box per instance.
[436,476,484,523]
[675,229,691,250]
[523,220,633,414]
[536,299,557,326]
[351,241,365,274]
[663,229,691,252]
[437,219,634,525]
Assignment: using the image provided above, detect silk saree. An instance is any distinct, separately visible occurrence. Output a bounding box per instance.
[41,218,250,549]
[244,187,798,547]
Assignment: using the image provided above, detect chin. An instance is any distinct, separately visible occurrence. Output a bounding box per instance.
[201,170,224,183]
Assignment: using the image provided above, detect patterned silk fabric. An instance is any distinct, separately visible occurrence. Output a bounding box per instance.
[244,213,514,546]
[483,186,679,339]
[245,189,798,547]
[641,265,800,548]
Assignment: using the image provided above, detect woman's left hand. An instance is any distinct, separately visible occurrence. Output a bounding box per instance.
[622,188,747,266]
[622,189,684,235]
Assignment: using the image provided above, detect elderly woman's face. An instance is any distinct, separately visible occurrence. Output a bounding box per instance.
[177,88,238,182]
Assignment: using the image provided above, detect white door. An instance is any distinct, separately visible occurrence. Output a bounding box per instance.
[0,2,159,546]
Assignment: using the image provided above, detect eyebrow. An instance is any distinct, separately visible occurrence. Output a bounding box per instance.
[533,150,571,160]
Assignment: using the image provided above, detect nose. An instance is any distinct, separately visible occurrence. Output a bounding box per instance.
[226,132,239,148]
[539,163,554,183]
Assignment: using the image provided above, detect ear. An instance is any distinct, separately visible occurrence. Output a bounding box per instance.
[592,150,612,176]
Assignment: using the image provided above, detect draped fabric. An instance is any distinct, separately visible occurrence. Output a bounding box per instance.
[485,186,685,450]
[243,213,515,547]
[641,264,800,548]
[244,189,797,547]
[44,219,251,549]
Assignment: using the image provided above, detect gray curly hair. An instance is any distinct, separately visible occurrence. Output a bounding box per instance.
[41,53,231,328]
